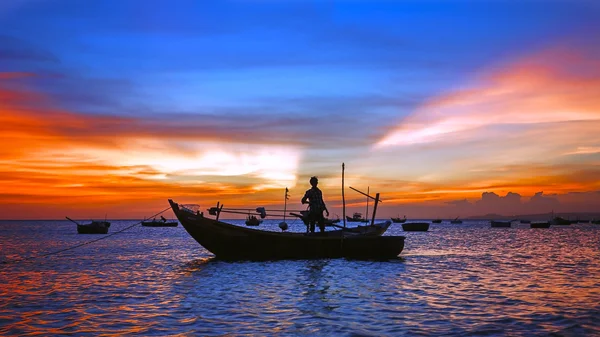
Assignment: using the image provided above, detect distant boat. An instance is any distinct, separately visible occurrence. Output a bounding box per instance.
[450,217,463,224]
[391,215,407,223]
[402,222,430,232]
[67,216,110,234]
[591,219,600,225]
[551,216,571,226]
[491,220,511,228]
[245,215,263,226]
[346,212,369,223]
[432,219,442,223]
[519,219,531,224]
[142,216,178,227]
[530,221,551,228]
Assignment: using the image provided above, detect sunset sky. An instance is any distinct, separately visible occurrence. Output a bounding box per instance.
[1,0,599,219]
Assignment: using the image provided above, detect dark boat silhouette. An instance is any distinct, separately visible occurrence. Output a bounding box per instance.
[346,212,369,223]
[67,217,110,234]
[402,222,430,232]
[450,217,463,224]
[245,215,262,226]
[530,221,551,228]
[551,216,571,225]
[141,216,178,227]
[491,220,511,228]
[432,219,442,223]
[391,215,407,223]
[169,199,404,260]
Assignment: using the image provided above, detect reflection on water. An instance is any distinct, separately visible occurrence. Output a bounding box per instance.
[1,220,600,336]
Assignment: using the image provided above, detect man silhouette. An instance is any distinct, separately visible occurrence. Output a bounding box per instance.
[301,176,329,233]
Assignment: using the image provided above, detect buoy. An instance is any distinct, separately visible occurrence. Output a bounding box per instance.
[278,221,288,231]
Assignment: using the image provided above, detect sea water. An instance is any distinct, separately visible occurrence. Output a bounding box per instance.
[1,219,599,336]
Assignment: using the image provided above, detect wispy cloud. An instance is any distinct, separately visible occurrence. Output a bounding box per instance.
[377,48,600,148]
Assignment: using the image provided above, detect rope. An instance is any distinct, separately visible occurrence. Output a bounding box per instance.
[1,206,172,265]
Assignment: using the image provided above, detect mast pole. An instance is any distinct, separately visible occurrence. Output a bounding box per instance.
[370,193,380,226]
[342,163,346,228]
[365,186,369,222]
[283,188,288,222]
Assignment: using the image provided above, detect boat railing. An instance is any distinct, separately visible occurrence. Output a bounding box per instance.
[181,204,201,214]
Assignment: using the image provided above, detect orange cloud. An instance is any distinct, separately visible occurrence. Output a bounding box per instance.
[370,47,600,208]
[0,76,303,218]
[377,48,600,147]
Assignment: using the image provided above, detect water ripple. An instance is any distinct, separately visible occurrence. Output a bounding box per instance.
[1,220,600,336]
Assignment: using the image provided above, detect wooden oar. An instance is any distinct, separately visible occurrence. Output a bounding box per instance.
[65,216,81,225]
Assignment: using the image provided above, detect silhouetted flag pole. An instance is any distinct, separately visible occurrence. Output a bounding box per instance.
[283,187,289,222]
[342,163,346,228]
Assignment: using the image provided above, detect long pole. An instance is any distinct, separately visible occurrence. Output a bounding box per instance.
[283,188,288,222]
[342,163,346,228]
[370,193,380,226]
[365,186,369,222]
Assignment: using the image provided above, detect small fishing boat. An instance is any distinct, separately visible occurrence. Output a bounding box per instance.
[551,216,571,226]
[519,219,531,224]
[402,222,430,232]
[591,219,600,225]
[491,220,511,228]
[67,217,110,234]
[141,216,178,227]
[346,212,369,223]
[169,199,405,260]
[450,217,463,224]
[530,221,551,228]
[391,215,407,223]
[432,219,442,224]
[245,215,263,226]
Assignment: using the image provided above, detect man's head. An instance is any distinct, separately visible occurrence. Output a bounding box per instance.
[309,176,318,187]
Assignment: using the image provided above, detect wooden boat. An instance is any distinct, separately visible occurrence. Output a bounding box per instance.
[67,217,110,234]
[450,217,463,224]
[402,222,430,232]
[346,212,369,223]
[432,219,442,224]
[169,199,405,260]
[491,220,511,228]
[530,221,551,228]
[245,215,263,226]
[390,215,407,223]
[141,217,178,227]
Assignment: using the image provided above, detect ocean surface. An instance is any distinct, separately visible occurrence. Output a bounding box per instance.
[1,219,600,336]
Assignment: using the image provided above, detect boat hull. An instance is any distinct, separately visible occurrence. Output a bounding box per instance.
[491,221,511,228]
[170,200,404,260]
[77,223,109,234]
[402,222,430,232]
[530,222,551,228]
[141,221,178,227]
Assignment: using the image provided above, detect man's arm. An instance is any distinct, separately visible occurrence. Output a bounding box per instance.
[301,191,309,204]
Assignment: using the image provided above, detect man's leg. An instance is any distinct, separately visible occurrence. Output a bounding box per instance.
[318,215,325,232]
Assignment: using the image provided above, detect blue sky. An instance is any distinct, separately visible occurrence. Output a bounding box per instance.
[1,0,599,218]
